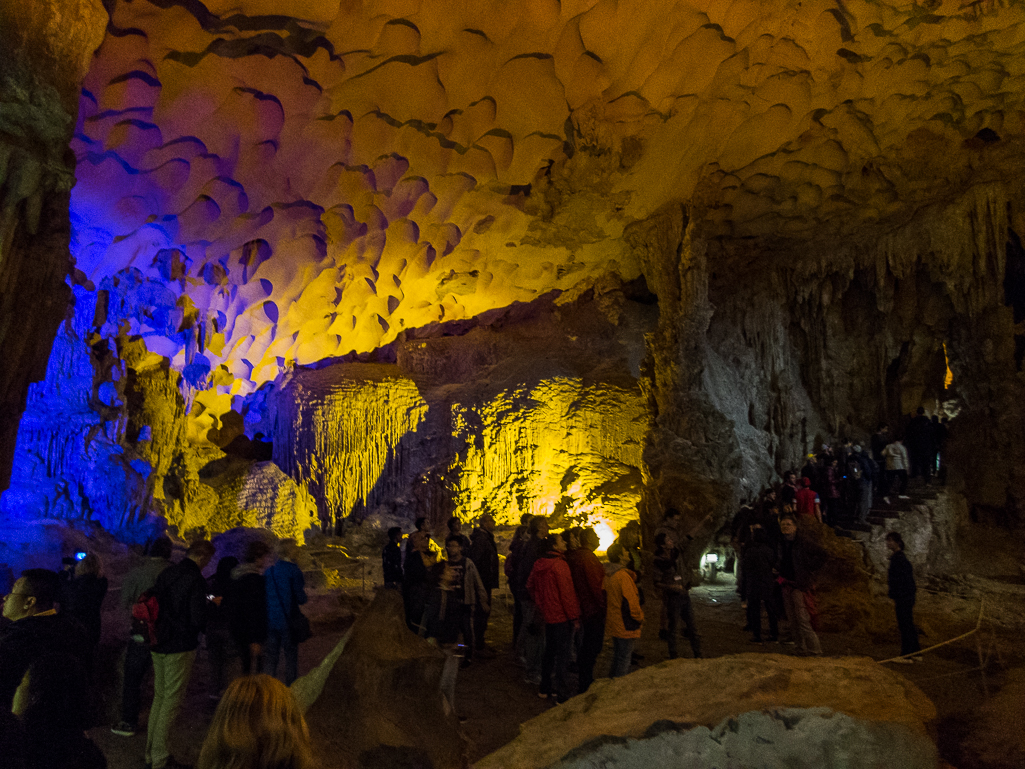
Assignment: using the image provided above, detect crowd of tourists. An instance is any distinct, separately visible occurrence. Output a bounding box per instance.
[0,537,315,769]
[0,454,929,768]
[736,408,950,531]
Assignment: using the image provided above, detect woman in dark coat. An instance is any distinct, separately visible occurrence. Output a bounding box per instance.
[228,541,271,675]
[63,553,108,677]
[742,526,778,643]
[886,532,921,661]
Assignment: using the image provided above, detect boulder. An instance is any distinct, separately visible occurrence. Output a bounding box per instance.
[479,654,938,769]
[305,589,468,769]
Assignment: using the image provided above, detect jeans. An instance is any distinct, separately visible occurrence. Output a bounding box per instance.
[895,599,920,656]
[665,590,701,658]
[263,627,299,684]
[576,611,605,693]
[146,649,196,769]
[540,621,573,701]
[120,639,153,727]
[609,637,635,678]
[517,600,545,677]
[781,586,821,654]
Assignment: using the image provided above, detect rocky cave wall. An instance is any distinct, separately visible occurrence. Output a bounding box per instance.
[2,0,1025,548]
[262,291,653,533]
[0,0,106,491]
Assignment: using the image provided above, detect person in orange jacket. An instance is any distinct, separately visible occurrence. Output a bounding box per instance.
[526,531,580,703]
[604,542,643,678]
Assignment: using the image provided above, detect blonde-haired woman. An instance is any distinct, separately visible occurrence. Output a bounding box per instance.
[198,674,314,769]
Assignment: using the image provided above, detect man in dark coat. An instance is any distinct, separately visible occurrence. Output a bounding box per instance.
[886,532,921,661]
[776,516,824,655]
[0,569,85,712]
[468,514,499,654]
[228,539,271,675]
[147,539,215,769]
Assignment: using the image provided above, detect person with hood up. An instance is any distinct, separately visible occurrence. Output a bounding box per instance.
[526,531,580,703]
[604,543,643,678]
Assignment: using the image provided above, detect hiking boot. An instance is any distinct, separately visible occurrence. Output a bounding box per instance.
[111,722,137,737]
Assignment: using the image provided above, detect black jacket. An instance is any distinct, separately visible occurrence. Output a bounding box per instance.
[888,550,917,604]
[468,528,499,592]
[776,535,824,592]
[64,574,108,647]
[227,564,267,646]
[513,538,547,599]
[0,613,85,711]
[382,542,403,584]
[742,543,777,601]
[153,558,208,654]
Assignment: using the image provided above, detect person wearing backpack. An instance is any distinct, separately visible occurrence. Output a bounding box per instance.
[604,543,643,678]
[111,536,173,738]
[146,539,215,769]
[263,540,308,685]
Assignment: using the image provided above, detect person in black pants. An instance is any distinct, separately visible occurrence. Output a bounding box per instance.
[228,540,271,675]
[652,533,701,659]
[886,532,921,662]
[742,526,778,643]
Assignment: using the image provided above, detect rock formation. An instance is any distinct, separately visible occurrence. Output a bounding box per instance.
[304,589,467,769]
[0,0,106,490]
[1,0,1024,554]
[478,654,939,769]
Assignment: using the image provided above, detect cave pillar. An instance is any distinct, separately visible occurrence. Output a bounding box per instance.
[946,305,1025,522]
[0,0,107,491]
[628,204,740,541]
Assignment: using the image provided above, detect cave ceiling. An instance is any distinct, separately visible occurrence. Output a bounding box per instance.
[68,0,1025,432]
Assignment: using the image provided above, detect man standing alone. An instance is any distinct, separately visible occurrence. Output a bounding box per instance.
[468,513,499,655]
[147,539,215,769]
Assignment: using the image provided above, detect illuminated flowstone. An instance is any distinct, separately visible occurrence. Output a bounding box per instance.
[265,296,651,531]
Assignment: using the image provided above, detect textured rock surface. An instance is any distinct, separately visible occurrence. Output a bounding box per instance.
[0,0,106,489]
[265,293,651,531]
[549,708,937,769]
[2,0,1024,551]
[478,654,938,769]
[305,589,467,769]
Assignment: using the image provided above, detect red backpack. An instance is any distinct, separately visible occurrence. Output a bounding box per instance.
[131,589,160,646]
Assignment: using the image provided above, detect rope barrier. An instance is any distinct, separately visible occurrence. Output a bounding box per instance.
[879,597,985,664]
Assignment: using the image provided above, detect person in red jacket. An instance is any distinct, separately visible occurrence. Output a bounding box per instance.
[794,478,822,523]
[565,527,606,693]
[526,531,580,703]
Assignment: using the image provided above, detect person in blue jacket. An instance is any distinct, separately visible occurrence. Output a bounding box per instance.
[263,540,308,684]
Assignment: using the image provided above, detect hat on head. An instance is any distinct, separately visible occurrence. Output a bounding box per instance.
[801,477,811,487]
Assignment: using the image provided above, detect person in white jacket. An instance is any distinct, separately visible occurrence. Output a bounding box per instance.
[882,439,911,500]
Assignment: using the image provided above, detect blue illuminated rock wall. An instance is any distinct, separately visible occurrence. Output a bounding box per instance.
[0,282,161,543]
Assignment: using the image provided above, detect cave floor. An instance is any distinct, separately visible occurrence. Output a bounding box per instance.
[89,575,1021,769]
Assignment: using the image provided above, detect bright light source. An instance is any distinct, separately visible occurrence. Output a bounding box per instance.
[703,552,718,565]
[593,521,615,553]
